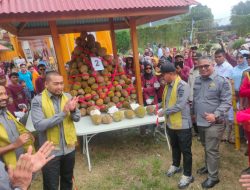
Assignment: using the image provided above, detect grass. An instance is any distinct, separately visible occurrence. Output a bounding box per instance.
[30,128,247,190]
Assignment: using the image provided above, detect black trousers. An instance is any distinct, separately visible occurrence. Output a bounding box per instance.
[42,150,75,190]
[168,128,192,176]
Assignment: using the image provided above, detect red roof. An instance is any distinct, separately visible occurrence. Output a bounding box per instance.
[0,0,196,14]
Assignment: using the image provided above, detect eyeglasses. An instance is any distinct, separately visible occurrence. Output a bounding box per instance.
[198,64,210,69]
[236,56,244,59]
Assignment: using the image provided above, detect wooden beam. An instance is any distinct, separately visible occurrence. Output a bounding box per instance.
[136,13,186,26]
[17,22,27,33]
[48,21,69,91]
[18,22,128,37]
[0,23,17,35]
[109,18,118,62]
[124,17,130,27]
[0,7,189,23]
[129,17,143,105]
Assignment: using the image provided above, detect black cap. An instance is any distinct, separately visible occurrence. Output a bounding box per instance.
[160,63,176,73]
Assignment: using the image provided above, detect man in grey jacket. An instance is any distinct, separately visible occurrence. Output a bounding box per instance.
[193,56,232,189]
[31,71,81,190]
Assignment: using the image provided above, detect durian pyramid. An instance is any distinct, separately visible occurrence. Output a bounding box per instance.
[68,33,137,116]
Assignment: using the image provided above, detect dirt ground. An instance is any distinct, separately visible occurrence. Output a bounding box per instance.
[30,128,247,190]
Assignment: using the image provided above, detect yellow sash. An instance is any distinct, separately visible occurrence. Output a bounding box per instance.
[162,76,182,129]
[41,89,77,146]
[0,111,34,167]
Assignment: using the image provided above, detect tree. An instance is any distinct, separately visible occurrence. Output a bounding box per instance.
[184,4,214,43]
[115,30,130,54]
[231,1,250,36]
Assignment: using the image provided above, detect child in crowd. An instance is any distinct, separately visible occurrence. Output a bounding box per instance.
[20,80,31,104]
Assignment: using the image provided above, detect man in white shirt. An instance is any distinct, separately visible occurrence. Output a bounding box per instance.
[214,49,233,78]
[214,49,234,143]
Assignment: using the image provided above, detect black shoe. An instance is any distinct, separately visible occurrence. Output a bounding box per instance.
[201,178,220,189]
[242,167,250,174]
[197,167,208,175]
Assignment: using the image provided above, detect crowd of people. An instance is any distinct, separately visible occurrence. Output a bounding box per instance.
[0,60,47,119]
[1,39,250,189]
[122,41,250,189]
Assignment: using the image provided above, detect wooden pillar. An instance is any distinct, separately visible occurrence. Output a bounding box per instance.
[109,18,118,62]
[49,21,69,91]
[129,18,143,105]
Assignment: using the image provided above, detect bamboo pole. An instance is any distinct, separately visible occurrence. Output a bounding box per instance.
[232,80,240,150]
[109,18,118,62]
[49,21,69,91]
[129,18,143,105]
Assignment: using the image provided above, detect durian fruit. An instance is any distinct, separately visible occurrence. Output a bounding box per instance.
[81,81,88,88]
[82,75,89,81]
[107,102,116,108]
[96,99,104,106]
[72,82,81,90]
[84,86,92,94]
[102,114,113,124]
[115,85,123,91]
[146,105,156,115]
[122,101,131,109]
[70,90,78,96]
[130,93,137,99]
[100,104,108,112]
[135,106,146,118]
[112,96,119,103]
[112,111,124,122]
[121,89,129,97]
[91,83,98,91]
[87,106,97,115]
[84,93,92,101]
[104,97,111,104]
[78,89,85,95]
[80,108,87,117]
[124,110,135,119]
[91,115,102,125]
[88,77,96,85]
[108,91,114,97]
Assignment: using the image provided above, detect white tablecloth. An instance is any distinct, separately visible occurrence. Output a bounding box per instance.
[26,113,165,135]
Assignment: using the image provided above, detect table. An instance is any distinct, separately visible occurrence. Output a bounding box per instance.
[26,113,169,171]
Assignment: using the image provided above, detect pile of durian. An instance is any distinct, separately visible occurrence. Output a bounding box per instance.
[67,32,137,117]
[89,105,156,125]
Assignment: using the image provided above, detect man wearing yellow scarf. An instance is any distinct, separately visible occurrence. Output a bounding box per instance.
[31,71,80,190]
[158,63,193,189]
[0,85,34,168]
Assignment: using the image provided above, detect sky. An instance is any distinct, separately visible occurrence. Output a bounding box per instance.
[196,0,248,25]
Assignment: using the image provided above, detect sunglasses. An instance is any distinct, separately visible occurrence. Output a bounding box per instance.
[198,64,210,69]
[39,68,46,71]
[146,67,152,70]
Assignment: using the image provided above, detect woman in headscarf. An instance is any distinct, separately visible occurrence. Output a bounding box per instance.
[124,56,135,77]
[141,62,160,106]
[232,51,249,99]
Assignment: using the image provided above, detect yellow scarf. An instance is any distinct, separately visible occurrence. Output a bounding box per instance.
[0,111,34,167]
[41,89,77,147]
[162,76,182,129]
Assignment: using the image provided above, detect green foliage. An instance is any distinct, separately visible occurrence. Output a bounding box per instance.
[231,1,250,36]
[115,5,214,53]
[115,30,131,54]
[137,4,214,49]
[232,38,246,50]
[186,4,214,22]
